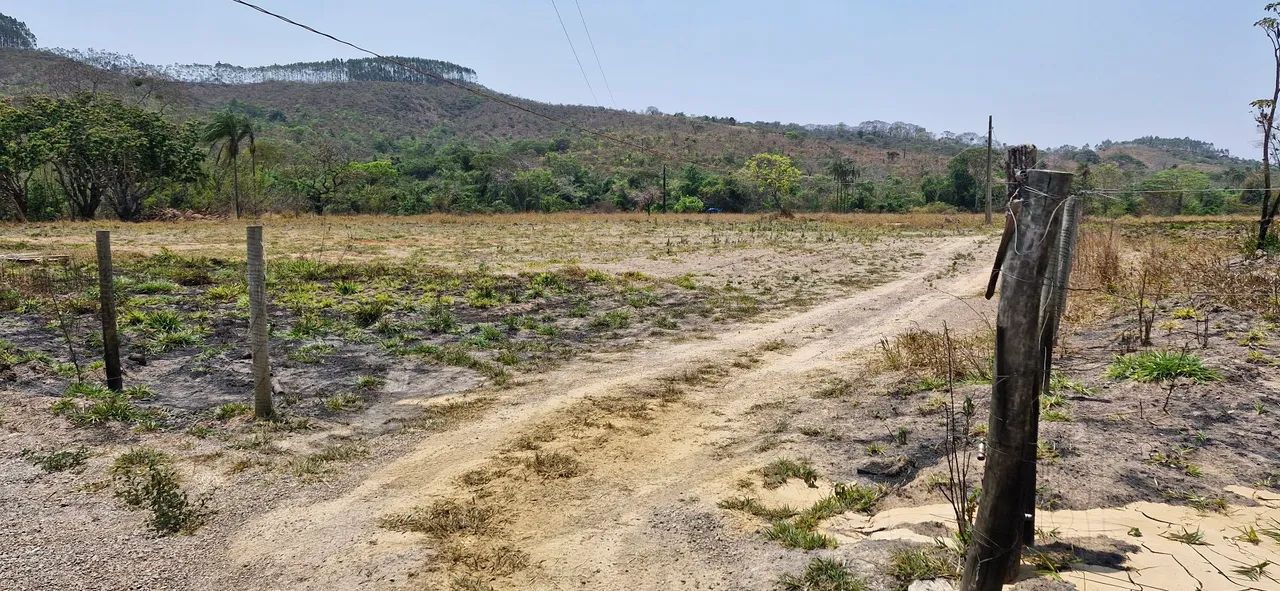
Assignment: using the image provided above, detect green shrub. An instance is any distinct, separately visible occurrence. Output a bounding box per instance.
[110,449,209,535]
[671,196,705,214]
[1107,351,1219,383]
[22,446,90,472]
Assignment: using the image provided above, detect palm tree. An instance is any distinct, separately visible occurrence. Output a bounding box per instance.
[202,111,256,218]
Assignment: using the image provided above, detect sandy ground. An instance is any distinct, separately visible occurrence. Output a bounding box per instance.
[190,233,990,590]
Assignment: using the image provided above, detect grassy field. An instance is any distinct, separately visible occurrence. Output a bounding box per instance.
[2,213,1279,591]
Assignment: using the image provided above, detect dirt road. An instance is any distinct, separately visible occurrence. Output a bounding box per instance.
[212,234,996,590]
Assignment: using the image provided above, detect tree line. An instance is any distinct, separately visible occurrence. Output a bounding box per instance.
[0,90,1267,222]
[45,48,479,86]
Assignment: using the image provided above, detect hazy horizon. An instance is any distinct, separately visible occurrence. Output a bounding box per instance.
[5,0,1272,157]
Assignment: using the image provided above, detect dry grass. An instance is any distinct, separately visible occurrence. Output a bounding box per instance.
[381,499,501,538]
[876,328,992,383]
[1069,218,1280,323]
[0,212,984,269]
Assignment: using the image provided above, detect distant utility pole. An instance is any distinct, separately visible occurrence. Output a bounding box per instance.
[984,116,994,224]
[661,164,668,212]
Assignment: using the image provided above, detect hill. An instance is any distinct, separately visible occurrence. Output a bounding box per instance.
[5,47,1249,178]
[0,43,1260,219]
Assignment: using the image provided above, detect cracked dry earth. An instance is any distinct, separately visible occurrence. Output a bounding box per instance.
[197,233,996,591]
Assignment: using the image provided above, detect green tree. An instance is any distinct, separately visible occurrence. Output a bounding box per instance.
[31,94,201,221]
[1140,168,1222,215]
[825,156,859,210]
[671,195,705,213]
[0,100,44,221]
[279,142,360,215]
[740,153,802,214]
[202,110,256,218]
[0,12,37,49]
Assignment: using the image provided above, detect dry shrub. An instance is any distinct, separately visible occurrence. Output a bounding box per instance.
[1070,221,1280,323]
[381,499,501,538]
[877,328,992,382]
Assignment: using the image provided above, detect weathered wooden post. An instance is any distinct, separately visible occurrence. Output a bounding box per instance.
[961,167,1073,590]
[247,225,274,419]
[95,230,123,392]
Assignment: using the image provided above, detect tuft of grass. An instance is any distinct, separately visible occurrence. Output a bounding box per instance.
[814,378,854,399]
[672,274,698,290]
[288,443,369,480]
[333,280,361,295]
[777,557,868,591]
[440,542,531,577]
[764,520,836,550]
[825,482,888,515]
[1148,447,1202,477]
[1237,525,1262,545]
[760,458,819,489]
[1106,351,1219,383]
[887,545,960,583]
[1161,527,1209,545]
[524,451,582,479]
[132,279,180,294]
[213,402,251,420]
[288,342,337,364]
[1025,548,1077,576]
[717,496,800,521]
[1049,373,1094,396]
[1036,440,1061,462]
[589,309,632,331]
[381,499,499,538]
[1163,490,1227,513]
[52,382,156,427]
[351,299,388,327]
[323,393,364,412]
[356,375,386,391]
[1234,561,1272,582]
[22,446,90,472]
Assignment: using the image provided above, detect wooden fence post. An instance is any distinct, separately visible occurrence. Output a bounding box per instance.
[1022,194,1082,544]
[95,230,123,392]
[247,225,274,419]
[960,168,1073,590]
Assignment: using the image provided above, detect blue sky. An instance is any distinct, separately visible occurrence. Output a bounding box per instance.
[6,1,1271,156]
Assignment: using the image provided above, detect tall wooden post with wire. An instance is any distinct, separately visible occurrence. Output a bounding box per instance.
[961,158,1075,590]
[984,116,994,224]
[247,225,274,420]
[95,230,123,392]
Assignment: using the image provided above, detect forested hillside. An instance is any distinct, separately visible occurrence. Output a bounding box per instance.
[0,15,1261,221]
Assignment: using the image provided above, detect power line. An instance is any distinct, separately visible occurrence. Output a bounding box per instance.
[1083,187,1260,194]
[549,0,600,107]
[228,0,950,181]
[226,0,670,162]
[572,0,616,107]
